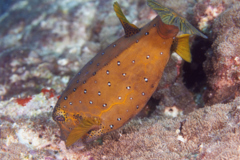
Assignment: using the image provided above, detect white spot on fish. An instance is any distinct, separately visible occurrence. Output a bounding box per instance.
[103,103,107,107]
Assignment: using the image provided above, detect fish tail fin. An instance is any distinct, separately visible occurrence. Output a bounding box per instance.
[147,0,207,39]
[172,34,191,62]
[113,2,140,37]
[65,117,101,147]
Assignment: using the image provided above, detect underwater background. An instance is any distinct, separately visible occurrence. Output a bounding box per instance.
[0,0,240,159]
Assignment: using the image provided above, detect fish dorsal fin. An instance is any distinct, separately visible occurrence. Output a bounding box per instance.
[172,34,192,62]
[147,0,208,39]
[65,117,101,147]
[113,2,140,37]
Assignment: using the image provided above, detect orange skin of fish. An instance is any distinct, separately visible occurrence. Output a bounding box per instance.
[52,15,179,143]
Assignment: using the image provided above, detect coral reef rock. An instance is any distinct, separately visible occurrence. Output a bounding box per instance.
[88,97,240,159]
[203,4,240,105]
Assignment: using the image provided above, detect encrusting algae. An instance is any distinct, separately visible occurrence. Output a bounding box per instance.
[52,0,207,147]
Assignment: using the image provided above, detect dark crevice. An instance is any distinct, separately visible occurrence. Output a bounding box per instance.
[137,97,159,118]
[183,37,212,92]
[182,37,212,107]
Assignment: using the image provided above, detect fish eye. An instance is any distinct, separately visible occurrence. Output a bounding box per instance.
[55,115,65,121]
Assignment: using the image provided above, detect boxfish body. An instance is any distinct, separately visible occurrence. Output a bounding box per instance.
[52,0,207,147]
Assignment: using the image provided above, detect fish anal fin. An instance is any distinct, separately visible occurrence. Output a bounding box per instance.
[113,2,140,37]
[173,34,191,63]
[65,117,101,147]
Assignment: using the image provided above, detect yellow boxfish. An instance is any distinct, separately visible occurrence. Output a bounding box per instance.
[52,0,207,147]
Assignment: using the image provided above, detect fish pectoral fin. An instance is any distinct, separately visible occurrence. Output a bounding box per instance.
[113,2,140,37]
[65,117,101,147]
[174,34,192,63]
[147,0,207,39]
